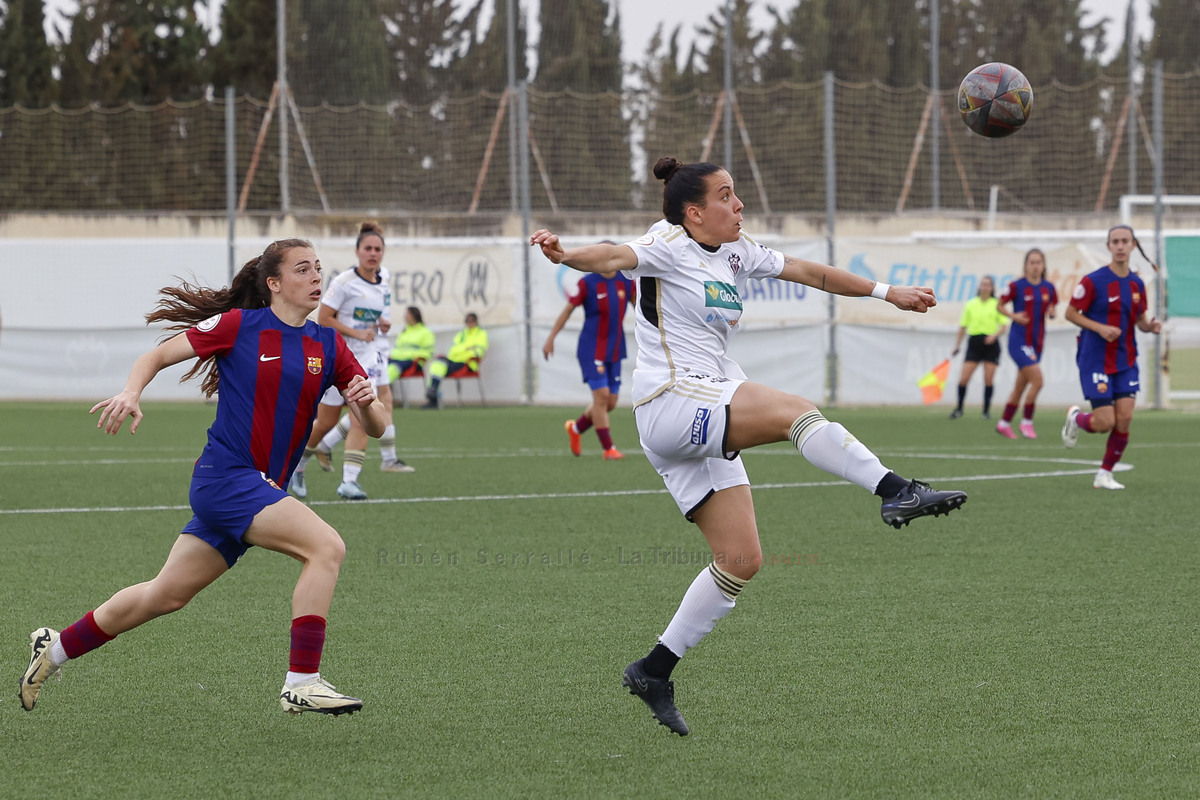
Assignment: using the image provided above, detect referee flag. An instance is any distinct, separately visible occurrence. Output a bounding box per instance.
[917,359,950,404]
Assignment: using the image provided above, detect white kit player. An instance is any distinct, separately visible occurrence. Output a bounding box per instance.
[530,156,968,736]
[289,222,412,502]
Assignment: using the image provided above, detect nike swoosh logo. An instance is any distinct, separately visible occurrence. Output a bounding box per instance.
[894,495,921,508]
[1108,296,1120,303]
[260,355,281,362]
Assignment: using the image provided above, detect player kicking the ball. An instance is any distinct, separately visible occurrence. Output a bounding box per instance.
[531,157,967,736]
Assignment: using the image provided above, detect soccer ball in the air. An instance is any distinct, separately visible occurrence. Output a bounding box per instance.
[957,62,1033,138]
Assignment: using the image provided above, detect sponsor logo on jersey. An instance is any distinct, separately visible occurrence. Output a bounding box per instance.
[691,408,711,445]
[727,253,742,276]
[634,235,655,246]
[306,356,323,375]
[1073,283,1086,300]
[353,307,382,322]
[704,281,742,311]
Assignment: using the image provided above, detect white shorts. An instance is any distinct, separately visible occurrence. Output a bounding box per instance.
[319,350,389,407]
[635,375,748,520]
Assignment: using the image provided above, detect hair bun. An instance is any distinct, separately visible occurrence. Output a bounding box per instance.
[653,156,682,183]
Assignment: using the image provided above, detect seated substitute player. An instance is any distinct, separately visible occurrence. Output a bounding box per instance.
[1061,224,1162,489]
[530,156,967,736]
[423,312,489,408]
[543,249,636,460]
[995,248,1058,439]
[19,239,388,715]
[387,305,436,384]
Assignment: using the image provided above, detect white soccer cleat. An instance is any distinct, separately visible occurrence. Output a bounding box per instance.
[19,627,61,711]
[314,448,334,472]
[380,459,415,473]
[288,470,307,499]
[1061,405,1081,448]
[1093,469,1125,490]
[279,677,362,716]
[336,481,367,500]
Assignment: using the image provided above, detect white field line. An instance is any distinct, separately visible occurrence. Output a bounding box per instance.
[0,466,1127,516]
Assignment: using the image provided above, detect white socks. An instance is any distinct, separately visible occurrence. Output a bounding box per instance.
[320,415,352,452]
[790,410,889,492]
[380,424,397,463]
[658,566,741,657]
[285,670,318,688]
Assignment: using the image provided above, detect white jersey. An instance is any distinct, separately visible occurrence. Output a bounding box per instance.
[322,267,389,367]
[623,222,784,405]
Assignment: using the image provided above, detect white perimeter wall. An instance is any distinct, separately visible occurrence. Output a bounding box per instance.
[0,231,1166,408]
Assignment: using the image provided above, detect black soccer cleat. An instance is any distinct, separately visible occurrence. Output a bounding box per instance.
[880,479,967,529]
[622,659,689,736]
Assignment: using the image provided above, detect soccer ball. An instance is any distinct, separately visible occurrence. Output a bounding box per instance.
[957,62,1033,138]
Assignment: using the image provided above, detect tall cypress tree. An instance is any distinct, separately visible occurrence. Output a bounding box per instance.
[210,0,277,99]
[0,0,58,107]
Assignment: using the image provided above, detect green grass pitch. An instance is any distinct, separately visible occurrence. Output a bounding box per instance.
[3,401,1199,798]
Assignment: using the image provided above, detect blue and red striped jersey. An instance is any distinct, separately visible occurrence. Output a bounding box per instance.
[1000,277,1057,354]
[185,307,365,487]
[1070,266,1148,375]
[570,273,635,363]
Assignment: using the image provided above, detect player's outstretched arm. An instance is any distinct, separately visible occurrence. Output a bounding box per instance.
[530,230,637,275]
[91,332,197,435]
[779,256,936,313]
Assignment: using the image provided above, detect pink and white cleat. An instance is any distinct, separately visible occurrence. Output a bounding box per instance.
[995,420,1017,440]
[1019,420,1037,439]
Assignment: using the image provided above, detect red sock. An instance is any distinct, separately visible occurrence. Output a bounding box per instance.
[59,610,116,660]
[597,427,614,450]
[289,615,326,674]
[1001,403,1018,423]
[1076,411,1095,433]
[574,414,593,434]
[1101,431,1129,471]
[1023,402,1036,421]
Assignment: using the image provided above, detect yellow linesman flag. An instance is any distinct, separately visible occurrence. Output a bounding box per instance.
[917,359,951,404]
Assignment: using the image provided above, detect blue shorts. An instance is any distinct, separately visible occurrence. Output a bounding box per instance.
[579,357,622,394]
[181,468,289,568]
[1079,365,1140,408]
[1007,339,1042,369]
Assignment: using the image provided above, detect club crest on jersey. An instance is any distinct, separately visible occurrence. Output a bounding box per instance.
[727,253,742,276]
[306,356,323,375]
[704,281,742,311]
[1132,291,1141,304]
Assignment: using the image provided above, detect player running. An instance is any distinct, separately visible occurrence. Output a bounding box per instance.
[19,239,387,715]
[995,248,1058,439]
[543,250,636,460]
[1061,224,1162,489]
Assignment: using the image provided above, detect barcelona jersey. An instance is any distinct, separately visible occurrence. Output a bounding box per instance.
[1069,266,1148,376]
[185,307,366,488]
[570,273,636,363]
[1000,277,1057,355]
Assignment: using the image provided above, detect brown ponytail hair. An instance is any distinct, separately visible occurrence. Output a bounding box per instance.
[145,238,313,397]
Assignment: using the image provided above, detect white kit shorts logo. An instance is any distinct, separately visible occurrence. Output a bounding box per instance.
[690,408,711,445]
